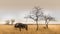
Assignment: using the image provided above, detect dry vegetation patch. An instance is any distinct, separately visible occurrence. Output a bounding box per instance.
[0,25,59,34]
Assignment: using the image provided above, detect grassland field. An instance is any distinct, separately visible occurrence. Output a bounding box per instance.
[0,24,60,34]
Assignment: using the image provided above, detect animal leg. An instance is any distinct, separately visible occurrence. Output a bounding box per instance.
[19,28,21,31]
[25,25,28,30]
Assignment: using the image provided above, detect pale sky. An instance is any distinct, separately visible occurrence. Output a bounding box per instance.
[0,0,60,24]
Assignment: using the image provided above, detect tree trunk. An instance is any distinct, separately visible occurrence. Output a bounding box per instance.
[36,21,38,30]
[45,21,48,28]
[46,23,48,28]
[45,20,48,28]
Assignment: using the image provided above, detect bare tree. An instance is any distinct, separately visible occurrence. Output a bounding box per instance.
[11,19,15,25]
[27,7,43,30]
[43,15,55,28]
[5,20,10,25]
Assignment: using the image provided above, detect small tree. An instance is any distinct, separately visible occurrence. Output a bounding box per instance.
[5,20,10,25]
[27,6,43,30]
[44,15,55,28]
[11,19,15,25]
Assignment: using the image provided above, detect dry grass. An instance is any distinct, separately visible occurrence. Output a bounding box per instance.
[0,24,60,34]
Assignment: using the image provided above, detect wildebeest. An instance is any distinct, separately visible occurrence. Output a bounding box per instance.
[14,23,28,31]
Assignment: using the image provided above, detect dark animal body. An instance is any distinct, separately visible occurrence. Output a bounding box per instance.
[14,23,28,31]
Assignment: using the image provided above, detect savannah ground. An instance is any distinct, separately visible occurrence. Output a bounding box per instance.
[0,24,60,34]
